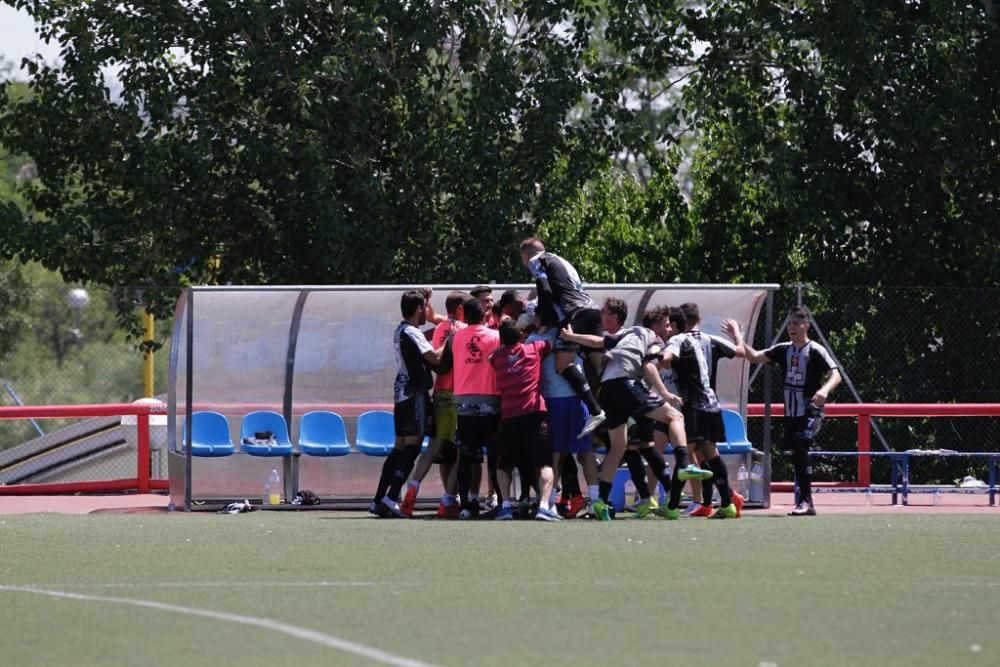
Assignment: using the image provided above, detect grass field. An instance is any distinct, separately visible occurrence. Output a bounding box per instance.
[1,511,997,667]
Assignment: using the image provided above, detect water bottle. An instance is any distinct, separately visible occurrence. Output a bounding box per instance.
[265,467,281,505]
[933,489,942,506]
[865,488,873,506]
[750,463,764,502]
[624,479,636,507]
[737,463,749,497]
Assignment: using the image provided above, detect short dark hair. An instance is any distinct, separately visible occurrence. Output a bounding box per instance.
[603,297,628,327]
[417,287,433,300]
[470,284,492,297]
[463,297,484,324]
[400,290,425,318]
[668,307,686,332]
[789,305,811,321]
[498,289,522,308]
[642,305,670,329]
[445,291,468,316]
[499,319,521,346]
[678,302,700,329]
[519,237,544,254]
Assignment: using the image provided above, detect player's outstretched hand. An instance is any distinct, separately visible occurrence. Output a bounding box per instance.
[721,319,741,342]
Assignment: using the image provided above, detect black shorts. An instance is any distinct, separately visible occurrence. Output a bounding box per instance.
[682,405,726,444]
[497,412,552,473]
[630,416,668,445]
[456,414,500,461]
[394,393,434,439]
[599,378,665,429]
[554,308,603,353]
[784,407,824,450]
[432,439,458,465]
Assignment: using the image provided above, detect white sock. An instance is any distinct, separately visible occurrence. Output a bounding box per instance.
[539,497,551,511]
[588,484,599,500]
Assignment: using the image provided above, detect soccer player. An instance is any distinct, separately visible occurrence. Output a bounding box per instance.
[722,306,842,516]
[497,289,527,324]
[519,238,606,437]
[371,289,448,517]
[451,296,502,519]
[526,306,599,518]
[560,313,698,521]
[470,285,500,330]
[674,303,743,516]
[660,305,742,519]
[400,290,468,518]
[490,320,561,521]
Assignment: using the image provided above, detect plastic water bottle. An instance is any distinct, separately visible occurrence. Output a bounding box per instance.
[750,463,764,502]
[265,467,281,505]
[737,463,749,497]
[624,479,636,507]
[865,488,873,506]
[933,489,942,506]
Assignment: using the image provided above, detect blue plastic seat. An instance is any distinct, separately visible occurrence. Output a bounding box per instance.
[355,411,395,456]
[239,411,294,456]
[719,409,753,454]
[184,411,235,457]
[298,411,351,457]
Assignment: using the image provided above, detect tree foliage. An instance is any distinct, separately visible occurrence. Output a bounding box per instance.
[682,0,1000,286]
[0,0,693,323]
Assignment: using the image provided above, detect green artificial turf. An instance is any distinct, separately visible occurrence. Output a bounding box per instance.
[1,512,997,667]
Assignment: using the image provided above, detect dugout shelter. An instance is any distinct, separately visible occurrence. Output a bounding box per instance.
[167,284,779,511]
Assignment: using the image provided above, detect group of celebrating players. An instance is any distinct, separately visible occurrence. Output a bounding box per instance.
[370,237,842,521]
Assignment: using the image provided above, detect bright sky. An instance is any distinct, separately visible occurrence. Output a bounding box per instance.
[0,5,62,75]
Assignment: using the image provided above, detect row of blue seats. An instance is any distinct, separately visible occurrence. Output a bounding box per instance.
[186,410,396,457]
[186,408,753,458]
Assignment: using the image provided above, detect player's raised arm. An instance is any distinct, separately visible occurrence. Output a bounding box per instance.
[721,319,769,364]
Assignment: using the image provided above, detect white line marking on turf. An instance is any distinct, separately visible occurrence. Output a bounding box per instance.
[0,585,440,667]
[23,581,375,589]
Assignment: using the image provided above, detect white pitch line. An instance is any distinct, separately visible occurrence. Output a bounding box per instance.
[22,581,375,590]
[0,585,440,667]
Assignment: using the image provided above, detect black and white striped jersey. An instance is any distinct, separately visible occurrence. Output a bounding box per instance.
[666,332,721,412]
[526,251,597,320]
[393,321,434,403]
[764,341,837,417]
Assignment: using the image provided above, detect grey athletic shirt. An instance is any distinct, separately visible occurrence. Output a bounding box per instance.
[601,326,664,383]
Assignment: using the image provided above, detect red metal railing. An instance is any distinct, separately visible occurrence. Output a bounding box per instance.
[747,403,1000,487]
[2,402,998,495]
[0,403,168,495]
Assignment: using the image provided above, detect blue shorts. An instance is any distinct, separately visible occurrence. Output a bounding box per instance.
[546,396,593,454]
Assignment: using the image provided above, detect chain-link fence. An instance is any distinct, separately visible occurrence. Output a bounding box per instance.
[0,286,176,482]
[748,286,1000,486]
[2,283,998,486]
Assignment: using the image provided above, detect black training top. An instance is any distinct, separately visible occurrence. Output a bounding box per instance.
[526,251,597,321]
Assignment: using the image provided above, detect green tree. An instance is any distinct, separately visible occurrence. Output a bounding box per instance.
[681,1,1000,286]
[0,0,695,325]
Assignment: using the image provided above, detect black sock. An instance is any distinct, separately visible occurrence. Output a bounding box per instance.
[668,446,689,509]
[639,447,671,485]
[701,478,714,505]
[598,480,613,503]
[706,456,732,507]
[374,449,401,502]
[623,450,651,499]
[560,365,603,416]
[457,453,475,510]
[387,445,421,501]
[561,456,581,497]
[792,447,812,505]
